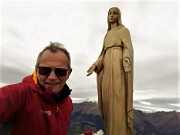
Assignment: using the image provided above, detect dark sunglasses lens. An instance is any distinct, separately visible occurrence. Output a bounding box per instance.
[55,68,67,77]
[38,67,51,76]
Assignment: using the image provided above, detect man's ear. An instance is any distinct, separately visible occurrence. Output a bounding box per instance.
[67,68,72,79]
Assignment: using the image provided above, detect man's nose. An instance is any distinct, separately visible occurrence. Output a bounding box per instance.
[48,70,57,79]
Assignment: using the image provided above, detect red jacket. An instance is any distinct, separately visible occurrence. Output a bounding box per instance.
[0,75,73,135]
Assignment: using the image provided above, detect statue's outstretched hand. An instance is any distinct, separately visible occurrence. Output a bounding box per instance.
[87,64,96,76]
[123,57,131,72]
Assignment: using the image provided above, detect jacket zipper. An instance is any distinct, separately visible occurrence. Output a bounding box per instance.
[55,106,59,134]
[56,106,59,113]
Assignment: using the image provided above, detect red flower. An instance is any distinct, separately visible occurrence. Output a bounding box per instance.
[84,130,93,135]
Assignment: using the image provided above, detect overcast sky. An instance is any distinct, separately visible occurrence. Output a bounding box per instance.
[0,0,179,112]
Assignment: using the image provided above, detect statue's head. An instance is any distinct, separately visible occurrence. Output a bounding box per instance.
[107,7,122,30]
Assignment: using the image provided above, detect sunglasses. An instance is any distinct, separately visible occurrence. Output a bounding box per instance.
[38,67,68,77]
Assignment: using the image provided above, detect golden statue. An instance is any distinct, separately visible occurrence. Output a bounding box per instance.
[87,7,134,135]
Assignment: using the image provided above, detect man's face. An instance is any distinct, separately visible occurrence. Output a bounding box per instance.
[36,50,71,93]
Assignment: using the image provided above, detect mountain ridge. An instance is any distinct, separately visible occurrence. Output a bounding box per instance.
[68,101,180,135]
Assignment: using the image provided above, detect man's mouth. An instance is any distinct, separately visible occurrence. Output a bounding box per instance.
[45,82,59,86]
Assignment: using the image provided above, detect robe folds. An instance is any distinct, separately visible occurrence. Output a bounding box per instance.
[94,25,134,135]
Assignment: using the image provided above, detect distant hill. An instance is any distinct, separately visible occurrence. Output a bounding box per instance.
[68,101,180,135]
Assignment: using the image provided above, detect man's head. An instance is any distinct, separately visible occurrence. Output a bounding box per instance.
[35,42,72,93]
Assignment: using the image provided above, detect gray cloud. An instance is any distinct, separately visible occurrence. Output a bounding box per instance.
[134,97,180,112]
[0,64,32,84]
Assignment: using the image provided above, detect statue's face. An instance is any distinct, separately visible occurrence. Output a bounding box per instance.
[108,8,119,23]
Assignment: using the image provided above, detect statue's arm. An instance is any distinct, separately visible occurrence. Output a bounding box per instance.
[121,27,133,72]
[87,55,104,76]
[87,37,106,76]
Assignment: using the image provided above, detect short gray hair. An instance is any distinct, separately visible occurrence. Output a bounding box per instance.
[36,42,71,68]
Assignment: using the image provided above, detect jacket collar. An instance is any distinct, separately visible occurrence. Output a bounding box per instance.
[23,74,72,104]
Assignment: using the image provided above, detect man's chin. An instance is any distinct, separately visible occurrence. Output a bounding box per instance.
[51,89,60,94]
[50,86,63,94]
[44,84,62,93]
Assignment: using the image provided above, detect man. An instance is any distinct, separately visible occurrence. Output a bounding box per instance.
[0,42,73,135]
